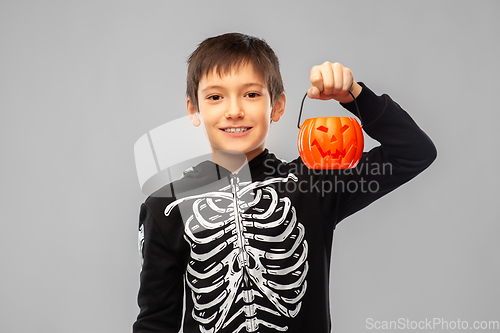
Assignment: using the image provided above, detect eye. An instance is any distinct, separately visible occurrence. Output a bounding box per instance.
[207,95,222,101]
[246,92,260,98]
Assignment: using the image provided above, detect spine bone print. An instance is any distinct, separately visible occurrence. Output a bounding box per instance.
[164,174,308,332]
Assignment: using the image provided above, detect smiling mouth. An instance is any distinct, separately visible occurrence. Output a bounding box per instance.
[222,127,251,133]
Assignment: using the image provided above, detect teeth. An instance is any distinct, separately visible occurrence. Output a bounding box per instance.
[223,127,249,133]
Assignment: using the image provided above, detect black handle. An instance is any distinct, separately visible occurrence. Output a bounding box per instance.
[297,91,362,129]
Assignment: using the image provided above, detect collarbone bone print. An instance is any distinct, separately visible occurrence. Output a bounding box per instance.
[164,173,309,332]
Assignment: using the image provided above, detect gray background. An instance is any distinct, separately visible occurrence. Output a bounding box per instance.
[1,0,499,332]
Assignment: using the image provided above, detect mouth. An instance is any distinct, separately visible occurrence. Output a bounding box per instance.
[221,127,251,133]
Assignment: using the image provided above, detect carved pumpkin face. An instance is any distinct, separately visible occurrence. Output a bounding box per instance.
[298,117,363,169]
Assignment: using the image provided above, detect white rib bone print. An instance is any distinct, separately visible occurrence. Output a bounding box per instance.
[164,174,308,332]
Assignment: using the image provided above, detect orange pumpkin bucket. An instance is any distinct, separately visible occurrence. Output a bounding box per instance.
[297,92,364,169]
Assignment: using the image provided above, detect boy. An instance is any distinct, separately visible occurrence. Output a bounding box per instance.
[133,33,436,333]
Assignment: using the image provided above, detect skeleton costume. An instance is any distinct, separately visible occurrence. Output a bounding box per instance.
[133,83,437,333]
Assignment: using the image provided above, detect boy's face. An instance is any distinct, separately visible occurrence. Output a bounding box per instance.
[187,63,285,162]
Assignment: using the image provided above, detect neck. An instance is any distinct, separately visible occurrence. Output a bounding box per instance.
[212,150,249,174]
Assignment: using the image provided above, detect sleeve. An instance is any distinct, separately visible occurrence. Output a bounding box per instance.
[311,82,437,224]
[133,203,184,333]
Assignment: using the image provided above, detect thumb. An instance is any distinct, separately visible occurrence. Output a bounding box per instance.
[307,86,320,99]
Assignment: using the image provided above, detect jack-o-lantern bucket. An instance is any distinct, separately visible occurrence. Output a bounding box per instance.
[297,92,364,169]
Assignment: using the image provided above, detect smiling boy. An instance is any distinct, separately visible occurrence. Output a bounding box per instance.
[133,33,436,333]
[187,63,284,163]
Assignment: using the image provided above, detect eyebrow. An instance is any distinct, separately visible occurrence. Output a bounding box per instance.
[201,82,264,94]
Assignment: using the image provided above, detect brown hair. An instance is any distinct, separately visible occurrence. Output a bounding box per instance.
[186,32,284,110]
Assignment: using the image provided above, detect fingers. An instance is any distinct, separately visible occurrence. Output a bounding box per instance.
[342,66,354,94]
[308,66,323,98]
[308,62,354,102]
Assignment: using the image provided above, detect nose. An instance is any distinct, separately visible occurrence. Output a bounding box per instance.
[225,98,244,119]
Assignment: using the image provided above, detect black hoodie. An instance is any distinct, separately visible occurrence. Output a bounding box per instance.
[133,83,437,333]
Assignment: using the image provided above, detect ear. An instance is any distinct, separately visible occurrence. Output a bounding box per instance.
[271,94,286,122]
[187,97,201,127]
